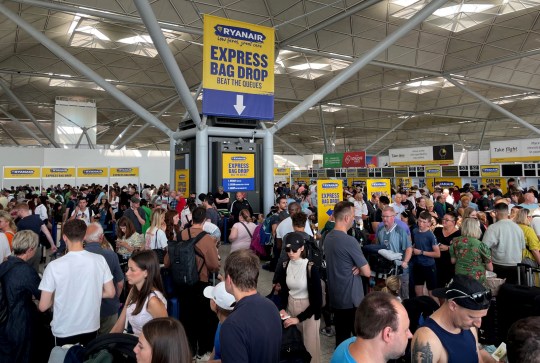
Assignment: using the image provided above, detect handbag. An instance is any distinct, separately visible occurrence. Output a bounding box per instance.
[152,230,166,264]
[279,324,311,363]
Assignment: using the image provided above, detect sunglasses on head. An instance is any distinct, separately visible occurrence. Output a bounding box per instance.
[285,247,299,253]
[446,288,492,304]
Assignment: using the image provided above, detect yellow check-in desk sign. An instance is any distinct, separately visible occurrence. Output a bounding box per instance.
[317,180,343,230]
[42,167,76,178]
[175,169,190,197]
[3,167,41,179]
[110,167,139,177]
[77,167,108,178]
[366,179,392,197]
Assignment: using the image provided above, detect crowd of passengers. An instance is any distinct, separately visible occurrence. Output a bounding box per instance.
[0,179,539,363]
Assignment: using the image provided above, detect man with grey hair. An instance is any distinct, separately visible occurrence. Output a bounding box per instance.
[84,222,124,334]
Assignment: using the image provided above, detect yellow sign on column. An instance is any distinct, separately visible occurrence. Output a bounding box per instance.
[317,180,343,230]
[3,167,41,179]
[175,169,190,197]
[366,179,391,197]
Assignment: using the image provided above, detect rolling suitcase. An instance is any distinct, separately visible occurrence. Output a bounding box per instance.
[496,264,540,343]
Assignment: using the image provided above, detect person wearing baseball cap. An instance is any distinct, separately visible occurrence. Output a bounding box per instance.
[203,282,236,362]
[411,274,493,363]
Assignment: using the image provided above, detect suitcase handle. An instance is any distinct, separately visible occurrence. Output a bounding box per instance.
[517,263,540,273]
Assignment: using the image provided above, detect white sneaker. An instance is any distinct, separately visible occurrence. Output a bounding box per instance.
[196,352,212,362]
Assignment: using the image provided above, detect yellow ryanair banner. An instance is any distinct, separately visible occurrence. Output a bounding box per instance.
[110,167,139,177]
[317,180,343,230]
[274,168,290,177]
[366,179,391,197]
[203,14,274,95]
[3,167,40,179]
[42,167,76,178]
[397,178,413,190]
[175,169,190,197]
[425,166,441,177]
[77,167,108,178]
[222,153,255,191]
[480,165,501,177]
[427,178,462,189]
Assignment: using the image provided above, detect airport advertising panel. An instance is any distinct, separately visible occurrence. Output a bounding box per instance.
[317,180,343,230]
[3,167,40,179]
[222,153,255,191]
[490,138,540,163]
[42,167,76,178]
[175,169,190,197]
[366,179,392,197]
[77,167,108,178]
[389,145,454,166]
[110,167,139,177]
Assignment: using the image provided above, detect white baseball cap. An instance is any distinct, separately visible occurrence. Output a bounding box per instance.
[203,282,236,310]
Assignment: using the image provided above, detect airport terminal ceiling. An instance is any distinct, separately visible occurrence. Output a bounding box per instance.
[0,0,540,155]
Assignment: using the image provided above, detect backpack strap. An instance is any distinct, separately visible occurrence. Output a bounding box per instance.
[239,222,253,239]
[188,230,208,275]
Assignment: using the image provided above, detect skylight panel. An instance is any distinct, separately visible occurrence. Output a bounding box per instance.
[390,0,540,32]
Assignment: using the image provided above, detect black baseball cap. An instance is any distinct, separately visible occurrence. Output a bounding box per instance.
[432,274,491,310]
[284,232,305,252]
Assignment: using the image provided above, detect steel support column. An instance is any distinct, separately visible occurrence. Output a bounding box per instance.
[195,124,209,197]
[478,121,489,150]
[279,0,381,47]
[169,138,176,191]
[0,79,59,147]
[364,116,412,153]
[0,3,174,138]
[0,106,46,146]
[270,0,448,134]
[263,129,274,216]
[445,77,540,136]
[134,0,202,128]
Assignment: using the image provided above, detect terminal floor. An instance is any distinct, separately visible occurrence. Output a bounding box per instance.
[219,243,335,363]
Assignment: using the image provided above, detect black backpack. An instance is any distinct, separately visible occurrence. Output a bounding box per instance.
[0,260,22,325]
[168,228,207,287]
[304,236,324,271]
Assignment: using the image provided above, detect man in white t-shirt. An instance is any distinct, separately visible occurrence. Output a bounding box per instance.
[275,202,313,270]
[69,197,93,225]
[39,219,114,346]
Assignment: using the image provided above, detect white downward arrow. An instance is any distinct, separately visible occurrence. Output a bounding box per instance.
[234,95,246,115]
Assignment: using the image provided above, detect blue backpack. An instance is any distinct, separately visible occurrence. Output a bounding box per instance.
[260,216,274,246]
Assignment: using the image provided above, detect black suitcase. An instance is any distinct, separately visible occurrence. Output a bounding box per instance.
[479,297,499,345]
[496,264,540,343]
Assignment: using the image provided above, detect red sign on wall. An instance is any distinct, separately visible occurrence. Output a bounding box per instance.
[342,151,366,168]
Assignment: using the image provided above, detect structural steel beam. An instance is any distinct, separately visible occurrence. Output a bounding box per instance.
[445,77,540,136]
[134,0,202,128]
[0,2,175,138]
[448,47,540,75]
[279,0,381,47]
[478,121,488,151]
[0,123,20,145]
[0,79,59,147]
[319,105,329,153]
[115,124,150,150]
[364,116,412,153]
[9,0,203,36]
[270,0,448,134]
[274,134,305,157]
[0,106,46,146]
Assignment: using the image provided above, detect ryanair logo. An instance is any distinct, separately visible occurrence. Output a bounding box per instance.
[322,183,339,189]
[231,156,247,161]
[116,168,132,172]
[372,182,387,187]
[178,175,186,179]
[427,169,439,173]
[50,168,68,173]
[439,181,454,187]
[11,169,34,175]
[482,168,498,173]
[214,24,266,43]
[83,169,103,175]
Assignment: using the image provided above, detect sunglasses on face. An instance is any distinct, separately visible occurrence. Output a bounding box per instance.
[447,288,492,304]
[285,247,299,253]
